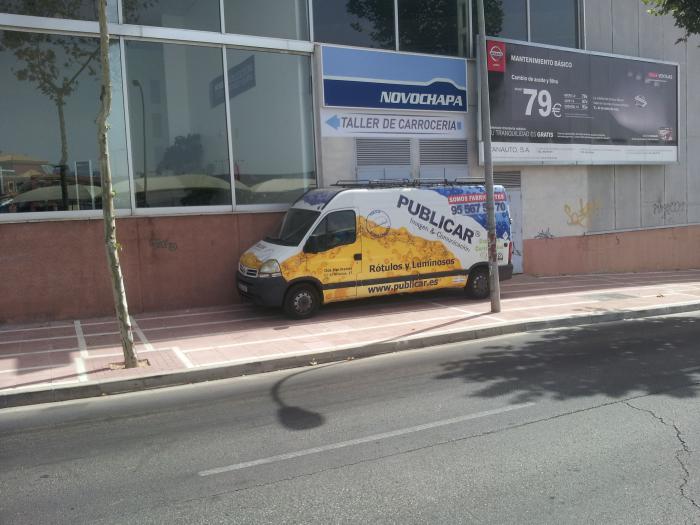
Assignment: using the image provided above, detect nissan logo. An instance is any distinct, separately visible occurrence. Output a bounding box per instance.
[489,45,504,61]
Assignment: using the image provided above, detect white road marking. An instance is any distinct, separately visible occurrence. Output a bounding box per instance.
[504,300,598,312]
[81,348,165,360]
[0,334,80,345]
[171,346,194,369]
[134,306,254,322]
[198,402,534,476]
[0,364,55,374]
[183,310,486,354]
[138,316,271,332]
[431,301,505,322]
[0,380,81,393]
[130,317,155,352]
[74,321,89,359]
[74,357,88,382]
[0,330,123,345]
[0,347,80,358]
[0,323,74,334]
[185,300,606,355]
[73,317,89,384]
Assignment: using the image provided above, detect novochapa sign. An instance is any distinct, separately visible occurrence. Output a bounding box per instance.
[321,45,468,113]
[482,38,679,165]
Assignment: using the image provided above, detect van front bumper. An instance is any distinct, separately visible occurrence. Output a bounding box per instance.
[236,272,287,308]
[498,263,514,281]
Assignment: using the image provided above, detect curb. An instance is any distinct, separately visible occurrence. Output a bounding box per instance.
[2,301,700,409]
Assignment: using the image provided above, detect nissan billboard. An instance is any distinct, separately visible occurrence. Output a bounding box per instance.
[481,38,679,165]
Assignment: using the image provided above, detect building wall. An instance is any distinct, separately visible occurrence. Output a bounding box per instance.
[523,224,700,275]
[472,0,700,275]
[0,213,283,324]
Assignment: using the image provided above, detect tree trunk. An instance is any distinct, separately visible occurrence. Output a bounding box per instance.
[97,0,138,368]
[56,97,69,210]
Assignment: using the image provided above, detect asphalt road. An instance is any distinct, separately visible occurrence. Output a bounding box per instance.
[2,312,700,524]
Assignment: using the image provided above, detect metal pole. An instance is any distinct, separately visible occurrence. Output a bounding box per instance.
[475,0,501,313]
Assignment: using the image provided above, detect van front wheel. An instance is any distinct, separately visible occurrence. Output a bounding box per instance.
[284,283,320,319]
[466,267,490,299]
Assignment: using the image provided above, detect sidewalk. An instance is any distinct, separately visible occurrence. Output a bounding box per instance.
[2,269,700,408]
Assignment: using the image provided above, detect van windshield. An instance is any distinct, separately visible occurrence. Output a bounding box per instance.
[266,209,320,246]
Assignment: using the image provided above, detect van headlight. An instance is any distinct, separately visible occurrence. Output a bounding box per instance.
[259,259,282,278]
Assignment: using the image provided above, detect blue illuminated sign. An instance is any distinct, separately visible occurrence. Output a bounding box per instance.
[321,45,468,113]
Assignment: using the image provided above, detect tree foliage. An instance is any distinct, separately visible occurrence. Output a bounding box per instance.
[0,1,100,208]
[157,134,204,175]
[345,0,395,49]
[643,0,700,42]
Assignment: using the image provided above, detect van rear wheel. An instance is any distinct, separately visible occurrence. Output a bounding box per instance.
[466,267,490,299]
[284,283,320,319]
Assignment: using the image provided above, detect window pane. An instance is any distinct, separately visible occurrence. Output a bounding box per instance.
[0,31,129,214]
[225,0,309,40]
[310,210,356,250]
[313,0,395,49]
[125,41,231,208]
[327,210,355,236]
[124,0,220,32]
[530,0,579,48]
[398,0,467,57]
[227,49,316,205]
[473,0,527,41]
[0,0,117,22]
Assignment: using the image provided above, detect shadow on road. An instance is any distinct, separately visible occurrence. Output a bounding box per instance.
[434,315,700,404]
[271,367,327,431]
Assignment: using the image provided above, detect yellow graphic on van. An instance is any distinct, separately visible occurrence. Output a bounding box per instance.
[239,251,262,270]
[277,215,463,304]
[360,216,462,276]
[280,252,305,279]
[359,275,457,297]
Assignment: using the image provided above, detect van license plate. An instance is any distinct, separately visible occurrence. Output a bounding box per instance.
[238,283,248,292]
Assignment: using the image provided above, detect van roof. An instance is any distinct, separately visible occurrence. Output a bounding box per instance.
[292,180,506,211]
[333,178,487,188]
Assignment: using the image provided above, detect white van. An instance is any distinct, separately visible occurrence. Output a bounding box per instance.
[237,181,513,318]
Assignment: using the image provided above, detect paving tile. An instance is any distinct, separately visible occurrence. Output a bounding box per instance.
[0,325,76,344]
[2,272,700,393]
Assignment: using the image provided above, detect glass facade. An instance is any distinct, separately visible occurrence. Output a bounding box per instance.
[125,41,231,207]
[227,49,316,204]
[0,31,129,213]
[530,0,579,48]
[473,0,580,52]
[0,0,117,22]
[124,0,220,32]
[0,0,582,219]
[312,0,395,49]
[225,0,309,40]
[398,0,466,57]
[473,0,528,41]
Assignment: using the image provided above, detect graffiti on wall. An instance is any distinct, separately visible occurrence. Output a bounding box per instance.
[534,228,555,239]
[564,199,601,227]
[150,239,178,252]
[652,201,685,219]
